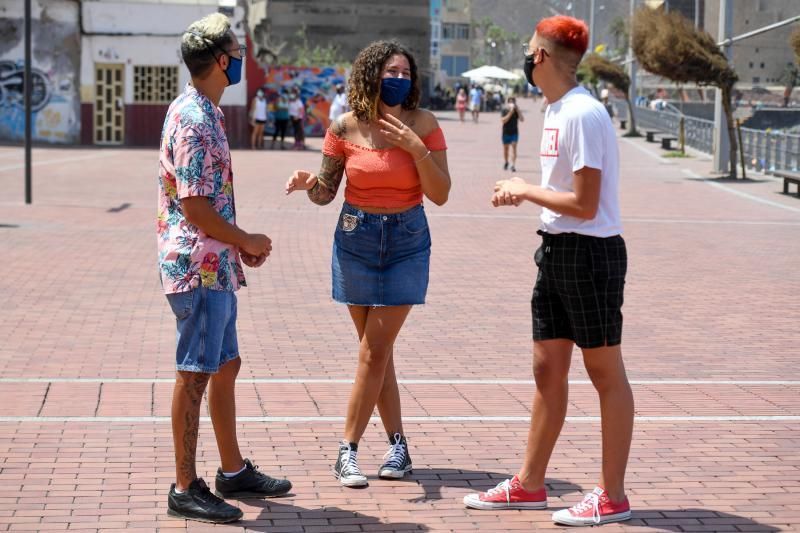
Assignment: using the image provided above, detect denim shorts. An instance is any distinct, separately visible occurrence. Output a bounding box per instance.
[165,287,240,373]
[502,133,519,145]
[332,202,431,306]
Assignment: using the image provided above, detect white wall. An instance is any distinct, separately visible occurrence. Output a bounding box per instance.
[80,1,247,106]
[82,0,222,35]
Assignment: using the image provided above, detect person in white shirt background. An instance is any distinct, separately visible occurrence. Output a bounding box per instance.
[468,84,482,123]
[288,88,306,150]
[329,83,350,124]
[249,88,268,150]
[464,14,634,528]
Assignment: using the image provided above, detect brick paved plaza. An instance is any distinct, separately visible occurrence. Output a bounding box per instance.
[1,99,799,531]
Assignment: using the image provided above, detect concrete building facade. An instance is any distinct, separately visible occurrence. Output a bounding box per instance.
[252,0,431,76]
[438,0,471,87]
[80,0,248,147]
[705,0,798,89]
[1,0,249,147]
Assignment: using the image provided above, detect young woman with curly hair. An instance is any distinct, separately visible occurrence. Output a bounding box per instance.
[285,41,451,488]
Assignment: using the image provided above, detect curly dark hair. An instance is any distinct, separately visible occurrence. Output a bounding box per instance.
[348,41,420,122]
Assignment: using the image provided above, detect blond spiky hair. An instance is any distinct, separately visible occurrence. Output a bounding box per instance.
[181,13,233,78]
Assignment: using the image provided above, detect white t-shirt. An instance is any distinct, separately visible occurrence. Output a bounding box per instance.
[288,98,305,119]
[329,92,348,121]
[538,86,621,237]
[253,97,268,121]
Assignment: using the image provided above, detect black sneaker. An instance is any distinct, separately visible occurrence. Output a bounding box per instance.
[503,161,509,170]
[214,458,292,499]
[510,165,516,172]
[333,441,368,487]
[378,433,412,479]
[167,478,243,523]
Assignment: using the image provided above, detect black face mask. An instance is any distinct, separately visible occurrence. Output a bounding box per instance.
[524,54,536,87]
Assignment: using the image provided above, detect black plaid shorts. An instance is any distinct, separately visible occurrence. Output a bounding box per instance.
[532,230,627,349]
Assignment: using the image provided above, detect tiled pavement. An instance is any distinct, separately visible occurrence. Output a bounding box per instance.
[0,98,799,531]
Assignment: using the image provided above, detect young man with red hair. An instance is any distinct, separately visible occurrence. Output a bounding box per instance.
[463,15,634,527]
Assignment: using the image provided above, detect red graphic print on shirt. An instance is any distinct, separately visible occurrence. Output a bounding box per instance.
[541,128,559,157]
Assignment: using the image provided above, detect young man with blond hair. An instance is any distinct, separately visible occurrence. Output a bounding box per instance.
[464,15,634,527]
[158,12,291,523]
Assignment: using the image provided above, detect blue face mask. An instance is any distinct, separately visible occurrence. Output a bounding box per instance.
[224,55,242,86]
[380,77,411,107]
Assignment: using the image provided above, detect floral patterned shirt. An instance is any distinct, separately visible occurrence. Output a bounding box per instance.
[157,84,246,294]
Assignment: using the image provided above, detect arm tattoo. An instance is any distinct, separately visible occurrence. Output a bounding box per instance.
[330,116,347,137]
[308,116,347,205]
[308,155,345,205]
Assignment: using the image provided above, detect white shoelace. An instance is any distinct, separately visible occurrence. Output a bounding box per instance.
[571,491,602,524]
[382,433,407,469]
[339,446,363,478]
[484,479,512,504]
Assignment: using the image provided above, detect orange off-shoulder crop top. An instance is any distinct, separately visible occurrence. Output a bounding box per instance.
[321,127,448,209]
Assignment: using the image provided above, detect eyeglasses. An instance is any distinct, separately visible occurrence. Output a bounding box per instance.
[186,30,247,59]
[226,45,247,59]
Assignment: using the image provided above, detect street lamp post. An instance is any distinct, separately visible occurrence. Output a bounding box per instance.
[712,0,733,175]
[627,0,637,109]
[24,0,32,204]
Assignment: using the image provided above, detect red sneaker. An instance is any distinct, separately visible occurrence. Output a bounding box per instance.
[552,486,631,526]
[463,475,547,510]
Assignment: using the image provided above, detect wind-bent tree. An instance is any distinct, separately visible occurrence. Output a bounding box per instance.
[577,61,600,97]
[581,53,638,136]
[633,7,739,178]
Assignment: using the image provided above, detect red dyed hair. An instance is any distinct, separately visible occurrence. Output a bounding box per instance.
[535,15,589,56]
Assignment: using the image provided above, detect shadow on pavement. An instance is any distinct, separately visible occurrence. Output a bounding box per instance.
[241,501,430,532]
[107,202,132,213]
[399,468,582,503]
[624,508,781,532]
[685,175,772,184]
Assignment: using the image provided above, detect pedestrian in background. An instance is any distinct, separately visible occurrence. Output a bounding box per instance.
[500,96,523,172]
[469,83,482,122]
[270,90,290,150]
[288,88,306,150]
[456,87,468,122]
[249,88,267,150]
[329,83,350,124]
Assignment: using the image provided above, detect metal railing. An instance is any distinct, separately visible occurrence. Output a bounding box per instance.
[632,106,800,173]
[738,128,800,173]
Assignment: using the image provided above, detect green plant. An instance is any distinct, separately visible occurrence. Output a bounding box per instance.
[283,24,349,67]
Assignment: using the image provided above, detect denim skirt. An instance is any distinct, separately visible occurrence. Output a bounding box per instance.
[332,202,431,306]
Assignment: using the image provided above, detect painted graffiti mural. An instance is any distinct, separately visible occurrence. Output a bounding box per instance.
[256,66,349,137]
[0,61,51,111]
[0,0,80,144]
[0,60,79,144]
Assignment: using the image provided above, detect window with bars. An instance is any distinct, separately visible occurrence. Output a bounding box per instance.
[133,65,178,103]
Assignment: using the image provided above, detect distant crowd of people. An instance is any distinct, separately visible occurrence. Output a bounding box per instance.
[249,85,310,150]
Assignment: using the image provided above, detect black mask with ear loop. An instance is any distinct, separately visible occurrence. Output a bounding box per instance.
[524,53,536,87]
